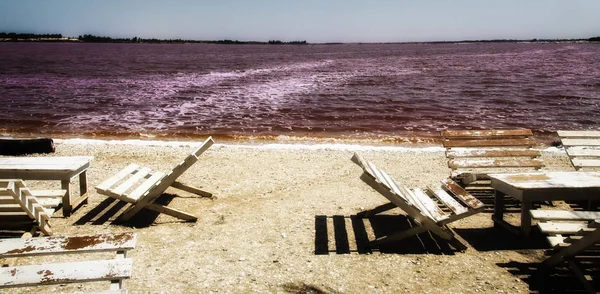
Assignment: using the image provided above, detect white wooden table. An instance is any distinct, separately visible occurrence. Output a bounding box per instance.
[489,171,600,236]
[0,156,93,216]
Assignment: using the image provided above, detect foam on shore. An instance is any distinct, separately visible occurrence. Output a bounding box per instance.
[54,138,563,153]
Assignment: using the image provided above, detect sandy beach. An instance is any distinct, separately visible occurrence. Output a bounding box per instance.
[1,138,579,293]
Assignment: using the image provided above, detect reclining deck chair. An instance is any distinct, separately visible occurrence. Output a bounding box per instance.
[441,129,544,198]
[352,153,484,250]
[558,130,600,170]
[96,137,214,222]
[531,210,600,293]
[0,179,55,235]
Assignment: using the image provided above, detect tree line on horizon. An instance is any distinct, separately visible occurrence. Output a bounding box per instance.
[1,32,599,44]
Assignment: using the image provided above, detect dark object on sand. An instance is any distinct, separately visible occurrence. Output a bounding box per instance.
[0,138,55,155]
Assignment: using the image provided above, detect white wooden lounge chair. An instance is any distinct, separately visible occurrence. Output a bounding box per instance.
[441,129,544,198]
[0,232,136,292]
[352,153,484,250]
[558,130,600,170]
[96,137,214,222]
[0,179,62,236]
[531,210,600,293]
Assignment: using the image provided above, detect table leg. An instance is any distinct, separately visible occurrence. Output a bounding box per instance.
[61,180,72,217]
[79,171,88,204]
[493,190,506,228]
[521,201,533,236]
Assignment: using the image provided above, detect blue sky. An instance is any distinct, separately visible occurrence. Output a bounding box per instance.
[0,0,598,43]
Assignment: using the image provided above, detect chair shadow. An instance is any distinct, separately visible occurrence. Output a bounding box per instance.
[453,226,549,251]
[314,214,455,255]
[498,260,599,293]
[74,193,177,228]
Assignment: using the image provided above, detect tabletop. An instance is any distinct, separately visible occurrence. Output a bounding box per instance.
[488,171,600,190]
[0,156,93,172]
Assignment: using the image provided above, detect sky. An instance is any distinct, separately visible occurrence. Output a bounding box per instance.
[0,0,599,43]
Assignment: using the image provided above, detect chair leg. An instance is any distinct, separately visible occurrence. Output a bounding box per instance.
[171,181,212,197]
[145,203,197,222]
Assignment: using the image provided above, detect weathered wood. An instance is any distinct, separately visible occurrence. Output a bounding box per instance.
[0,258,132,288]
[449,158,544,169]
[440,178,485,210]
[572,159,600,168]
[0,138,55,155]
[0,232,136,258]
[441,129,533,138]
[443,138,536,148]
[0,180,53,235]
[561,138,600,147]
[565,148,600,157]
[530,210,600,221]
[558,130,600,138]
[538,222,590,235]
[97,137,214,222]
[429,186,468,215]
[445,149,541,158]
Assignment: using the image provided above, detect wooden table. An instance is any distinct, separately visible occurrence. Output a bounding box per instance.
[0,156,93,216]
[489,171,600,236]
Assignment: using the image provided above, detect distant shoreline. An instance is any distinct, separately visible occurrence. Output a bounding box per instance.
[1,32,598,45]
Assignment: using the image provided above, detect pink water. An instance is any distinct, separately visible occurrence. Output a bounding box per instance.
[0,42,599,142]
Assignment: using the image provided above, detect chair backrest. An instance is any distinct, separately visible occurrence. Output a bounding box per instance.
[351,153,483,225]
[161,137,215,186]
[557,130,600,170]
[0,179,52,235]
[441,129,544,181]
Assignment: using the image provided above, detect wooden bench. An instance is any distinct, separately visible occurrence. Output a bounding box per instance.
[0,180,63,236]
[531,210,600,293]
[441,129,544,200]
[558,130,600,170]
[0,232,136,292]
[352,153,484,250]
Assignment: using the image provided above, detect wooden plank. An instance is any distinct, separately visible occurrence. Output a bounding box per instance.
[30,190,66,198]
[449,158,545,169]
[442,129,533,138]
[96,164,139,192]
[124,171,164,202]
[411,188,449,223]
[0,258,132,288]
[547,235,565,247]
[429,186,468,215]
[558,130,600,138]
[561,138,600,147]
[441,178,484,210]
[111,167,152,195]
[191,137,215,157]
[538,222,589,235]
[530,210,600,221]
[445,149,541,158]
[565,147,600,157]
[443,138,536,148]
[0,233,136,258]
[571,159,600,168]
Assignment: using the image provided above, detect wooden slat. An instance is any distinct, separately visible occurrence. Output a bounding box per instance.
[565,147,600,157]
[530,210,600,221]
[411,188,449,223]
[441,178,484,210]
[111,167,152,195]
[538,222,589,235]
[0,258,132,288]
[571,159,600,168]
[443,138,536,148]
[429,186,468,215]
[548,235,565,247]
[561,138,600,147]
[124,171,165,202]
[0,233,136,258]
[96,164,139,192]
[30,190,66,198]
[558,130,600,138]
[449,158,545,169]
[445,149,541,158]
[442,129,533,138]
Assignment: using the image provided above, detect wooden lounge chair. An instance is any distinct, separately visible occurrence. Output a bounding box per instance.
[531,210,600,293]
[0,179,63,236]
[352,153,484,250]
[558,130,600,170]
[441,129,544,198]
[96,137,214,222]
[0,232,136,291]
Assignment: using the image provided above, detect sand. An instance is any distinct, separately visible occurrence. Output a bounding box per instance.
[1,139,579,293]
